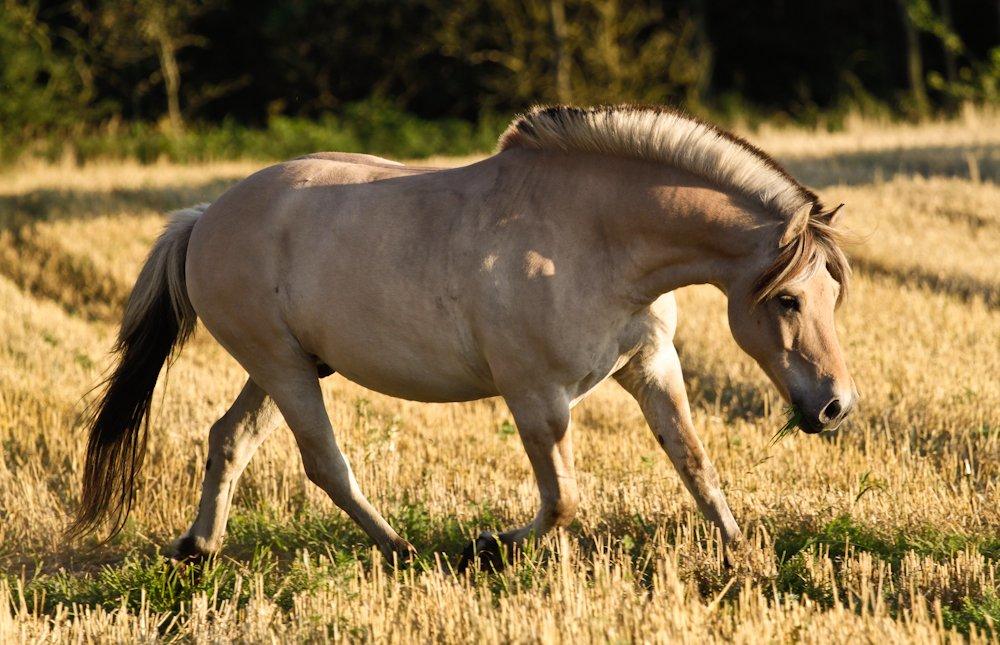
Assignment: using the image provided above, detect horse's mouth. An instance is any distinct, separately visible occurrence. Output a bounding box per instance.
[800,423,824,435]
[800,417,846,435]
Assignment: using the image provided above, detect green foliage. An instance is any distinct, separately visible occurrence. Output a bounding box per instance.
[940,592,1000,636]
[904,0,962,54]
[226,501,503,566]
[7,501,508,623]
[5,101,507,164]
[774,552,836,608]
[928,48,1000,105]
[439,0,709,107]
[9,548,350,618]
[8,511,996,637]
[902,0,1000,107]
[1,0,998,163]
[0,1,89,147]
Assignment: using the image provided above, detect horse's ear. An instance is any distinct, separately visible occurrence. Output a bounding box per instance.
[779,202,811,246]
[819,203,845,227]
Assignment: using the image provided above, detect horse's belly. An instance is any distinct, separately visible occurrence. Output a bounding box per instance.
[299,295,497,403]
[317,334,497,402]
[333,360,497,402]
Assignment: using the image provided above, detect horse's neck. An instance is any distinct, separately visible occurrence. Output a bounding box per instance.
[520,152,771,303]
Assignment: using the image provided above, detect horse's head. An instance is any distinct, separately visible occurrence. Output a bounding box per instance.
[727,202,857,433]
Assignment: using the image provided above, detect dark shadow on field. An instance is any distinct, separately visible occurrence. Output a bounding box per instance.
[779,143,999,188]
[674,346,767,424]
[0,178,239,230]
[0,178,240,320]
[852,256,999,309]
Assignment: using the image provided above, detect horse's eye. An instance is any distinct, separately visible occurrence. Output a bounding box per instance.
[777,295,800,312]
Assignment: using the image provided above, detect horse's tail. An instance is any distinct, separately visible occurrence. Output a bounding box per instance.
[68,203,208,540]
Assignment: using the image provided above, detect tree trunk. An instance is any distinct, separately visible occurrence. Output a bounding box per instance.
[687,0,712,108]
[897,0,929,116]
[155,32,183,133]
[550,0,572,103]
[938,0,958,85]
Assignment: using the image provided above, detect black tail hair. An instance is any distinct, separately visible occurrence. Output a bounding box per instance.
[68,206,205,540]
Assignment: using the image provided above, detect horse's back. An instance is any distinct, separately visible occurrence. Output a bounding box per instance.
[293,151,406,168]
[185,154,497,401]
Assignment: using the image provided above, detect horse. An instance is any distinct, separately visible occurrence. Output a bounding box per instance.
[70,105,856,570]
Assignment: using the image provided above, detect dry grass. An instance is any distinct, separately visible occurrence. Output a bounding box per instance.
[0,117,997,642]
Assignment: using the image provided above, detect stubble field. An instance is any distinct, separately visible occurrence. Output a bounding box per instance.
[0,113,998,642]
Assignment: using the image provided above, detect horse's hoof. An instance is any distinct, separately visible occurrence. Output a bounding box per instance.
[166,535,215,564]
[385,540,418,569]
[457,531,511,573]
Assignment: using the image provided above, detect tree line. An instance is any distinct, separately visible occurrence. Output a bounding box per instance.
[1,0,997,158]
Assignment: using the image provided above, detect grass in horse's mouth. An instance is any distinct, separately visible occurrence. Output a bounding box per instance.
[769,406,803,445]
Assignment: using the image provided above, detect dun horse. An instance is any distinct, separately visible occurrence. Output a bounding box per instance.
[71,106,856,569]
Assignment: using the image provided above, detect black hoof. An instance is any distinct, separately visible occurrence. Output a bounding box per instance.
[457,532,513,573]
[722,537,751,572]
[167,535,214,564]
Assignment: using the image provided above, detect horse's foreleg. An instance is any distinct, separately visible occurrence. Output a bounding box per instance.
[171,378,281,560]
[614,344,743,547]
[458,391,577,572]
[262,369,415,564]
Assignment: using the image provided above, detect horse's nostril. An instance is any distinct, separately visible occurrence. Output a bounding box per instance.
[821,398,843,423]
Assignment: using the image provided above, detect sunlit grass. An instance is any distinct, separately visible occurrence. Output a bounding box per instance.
[0,119,998,641]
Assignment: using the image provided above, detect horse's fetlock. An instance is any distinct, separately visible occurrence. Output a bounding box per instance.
[543,495,579,526]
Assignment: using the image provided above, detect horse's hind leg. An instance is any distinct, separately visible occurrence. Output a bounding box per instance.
[458,390,577,572]
[171,378,281,560]
[258,366,415,563]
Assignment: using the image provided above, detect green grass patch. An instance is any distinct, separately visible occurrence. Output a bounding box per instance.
[226,500,504,567]
[771,514,1000,636]
[941,592,1000,636]
[773,513,1000,566]
[7,547,350,618]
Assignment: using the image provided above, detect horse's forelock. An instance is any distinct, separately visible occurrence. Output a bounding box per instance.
[752,211,851,305]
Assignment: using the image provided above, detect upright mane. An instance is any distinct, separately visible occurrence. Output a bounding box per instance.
[498,105,850,302]
[499,105,816,216]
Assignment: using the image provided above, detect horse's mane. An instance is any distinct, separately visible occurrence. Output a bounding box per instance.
[498,105,850,302]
